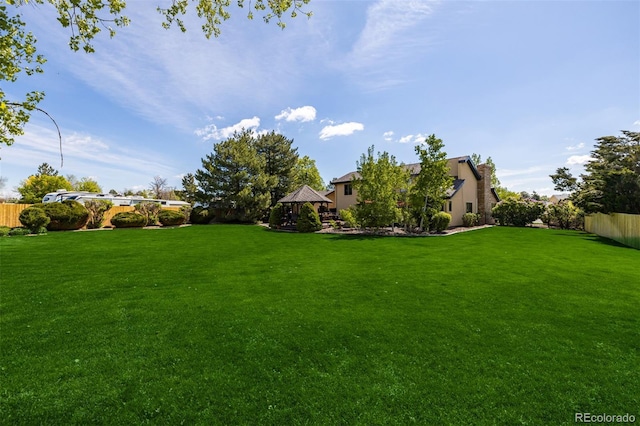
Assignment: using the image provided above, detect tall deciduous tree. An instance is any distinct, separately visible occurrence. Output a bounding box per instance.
[149,175,168,199]
[412,134,453,231]
[2,0,311,146]
[75,177,102,193]
[195,129,275,222]
[471,153,501,188]
[352,146,407,230]
[17,163,72,203]
[550,131,640,214]
[255,131,298,205]
[291,155,325,191]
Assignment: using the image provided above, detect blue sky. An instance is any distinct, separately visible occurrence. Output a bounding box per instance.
[2,0,639,198]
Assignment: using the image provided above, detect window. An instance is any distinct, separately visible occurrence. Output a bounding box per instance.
[466,202,473,213]
[344,184,352,196]
[448,201,452,212]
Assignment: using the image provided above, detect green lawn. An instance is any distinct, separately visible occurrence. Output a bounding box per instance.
[1,226,638,424]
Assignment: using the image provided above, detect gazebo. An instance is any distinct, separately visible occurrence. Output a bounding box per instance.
[278,185,333,224]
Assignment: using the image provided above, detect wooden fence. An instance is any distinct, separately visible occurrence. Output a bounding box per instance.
[0,204,182,229]
[585,213,640,250]
[0,204,31,228]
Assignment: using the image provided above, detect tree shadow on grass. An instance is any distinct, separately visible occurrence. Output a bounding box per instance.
[560,231,639,250]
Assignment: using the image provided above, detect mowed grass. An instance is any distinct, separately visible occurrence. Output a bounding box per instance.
[1,226,638,425]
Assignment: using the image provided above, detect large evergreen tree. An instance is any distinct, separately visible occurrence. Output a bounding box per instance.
[412,134,453,231]
[352,146,408,229]
[255,131,298,205]
[551,131,640,214]
[178,173,199,204]
[195,129,275,222]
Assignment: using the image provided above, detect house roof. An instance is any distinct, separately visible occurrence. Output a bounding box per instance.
[330,156,482,184]
[446,179,465,198]
[278,185,333,204]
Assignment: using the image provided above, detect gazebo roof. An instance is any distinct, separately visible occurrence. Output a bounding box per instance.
[278,185,333,204]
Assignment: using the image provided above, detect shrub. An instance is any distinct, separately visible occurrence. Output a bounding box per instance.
[297,202,322,233]
[339,207,358,228]
[134,202,161,226]
[38,200,89,230]
[544,201,584,230]
[269,203,284,229]
[190,206,214,224]
[111,212,147,228]
[0,226,10,237]
[158,209,186,226]
[492,197,545,227]
[431,211,451,233]
[19,206,51,233]
[84,200,113,229]
[8,227,30,236]
[179,205,193,223]
[462,212,480,227]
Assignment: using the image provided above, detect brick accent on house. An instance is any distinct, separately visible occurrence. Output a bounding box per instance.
[477,163,495,225]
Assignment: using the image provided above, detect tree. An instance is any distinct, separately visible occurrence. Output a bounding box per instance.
[471,153,501,188]
[352,146,407,230]
[291,155,325,191]
[36,162,58,176]
[550,131,640,214]
[255,131,298,205]
[550,167,578,193]
[195,129,275,222]
[2,0,311,147]
[1,5,46,147]
[17,163,72,203]
[75,177,102,192]
[179,173,198,204]
[66,174,101,192]
[412,135,453,231]
[149,175,169,199]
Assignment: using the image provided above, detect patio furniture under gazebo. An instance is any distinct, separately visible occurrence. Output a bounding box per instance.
[278,185,333,224]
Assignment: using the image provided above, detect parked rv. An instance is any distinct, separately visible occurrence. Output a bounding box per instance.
[41,190,190,207]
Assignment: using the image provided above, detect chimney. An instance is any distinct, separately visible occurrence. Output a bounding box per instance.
[476,164,494,225]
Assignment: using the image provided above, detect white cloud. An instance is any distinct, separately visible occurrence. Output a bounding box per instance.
[319,122,364,140]
[195,117,261,141]
[633,120,640,127]
[22,3,314,131]
[566,142,585,151]
[65,133,110,152]
[383,131,394,141]
[275,106,317,122]
[567,155,592,165]
[1,123,177,195]
[346,0,439,90]
[398,133,426,144]
[352,1,438,60]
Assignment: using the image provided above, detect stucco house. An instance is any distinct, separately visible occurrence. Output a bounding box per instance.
[330,156,500,227]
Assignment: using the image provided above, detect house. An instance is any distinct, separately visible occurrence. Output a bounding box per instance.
[330,156,500,227]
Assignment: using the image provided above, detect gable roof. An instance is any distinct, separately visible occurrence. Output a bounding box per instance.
[447,179,465,198]
[330,156,482,185]
[278,185,333,204]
